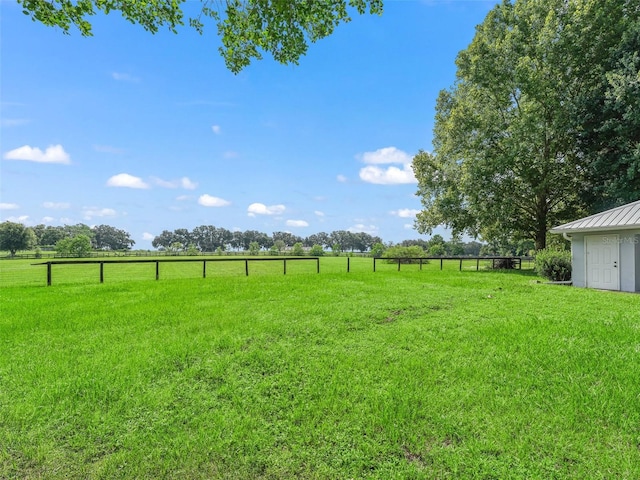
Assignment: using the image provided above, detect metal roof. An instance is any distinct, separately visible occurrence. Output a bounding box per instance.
[551,200,640,234]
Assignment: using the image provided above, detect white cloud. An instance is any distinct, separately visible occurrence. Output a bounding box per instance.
[181,177,197,190]
[314,210,325,217]
[43,201,70,209]
[391,208,420,218]
[337,174,347,183]
[211,125,221,134]
[404,223,414,229]
[42,216,55,223]
[152,176,198,190]
[286,219,309,227]
[247,203,286,216]
[82,207,116,220]
[176,195,191,201]
[198,194,231,207]
[3,144,71,164]
[0,203,19,210]
[152,177,174,188]
[223,151,239,159]
[357,146,417,185]
[106,173,150,189]
[348,224,379,235]
[112,72,140,82]
[359,146,413,165]
[359,164,416,185]
[142,232,155,241]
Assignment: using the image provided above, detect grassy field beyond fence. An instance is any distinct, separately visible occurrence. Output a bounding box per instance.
[1,265,638,479]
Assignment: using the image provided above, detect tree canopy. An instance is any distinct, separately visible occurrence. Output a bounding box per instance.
[413,0,639,250]
[18,0,383,73]
[92,224,135,250]
[0,221,36,256]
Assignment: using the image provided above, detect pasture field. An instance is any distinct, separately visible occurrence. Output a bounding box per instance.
[1,263,639,478]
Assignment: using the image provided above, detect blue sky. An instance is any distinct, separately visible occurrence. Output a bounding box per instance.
[1,0,497,248]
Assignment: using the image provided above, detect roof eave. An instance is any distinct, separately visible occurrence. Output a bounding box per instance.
[550,225,640,234]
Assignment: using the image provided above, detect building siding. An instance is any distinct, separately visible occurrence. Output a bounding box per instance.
[571,233,586,288]
[619,233,636,292]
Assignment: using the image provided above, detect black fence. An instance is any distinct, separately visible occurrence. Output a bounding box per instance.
[372,256,529,272]
[30,256,532,286]
[33,257,321,286]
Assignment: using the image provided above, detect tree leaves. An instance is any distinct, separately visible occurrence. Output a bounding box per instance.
[413,0,636,250]
[18,0,383,73]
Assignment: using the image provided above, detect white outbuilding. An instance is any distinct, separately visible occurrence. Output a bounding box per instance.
[550,200,640,292]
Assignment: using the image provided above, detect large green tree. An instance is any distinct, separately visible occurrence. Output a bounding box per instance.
[18,0,383,73]
[0,222,36,256]
[574,17,640,210]
[92,224,135,250]
[56,234,92,257]
[413,0,637,250]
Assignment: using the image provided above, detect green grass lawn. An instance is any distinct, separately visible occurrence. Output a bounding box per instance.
[1,263,639,478]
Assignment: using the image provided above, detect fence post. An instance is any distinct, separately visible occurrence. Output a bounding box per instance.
[347,257,350,273]
[155,261,159,280]
[459,258,463,271]
[398,258,401,271]
[284,259,287,275]
[440,258,443,270]
[100,262,104,283]
[245,259,249,276]
[47,262,52,286]
[373,257,376,272]
[203,260,206,278]
[317,258,320,274]
[477,258,480,271]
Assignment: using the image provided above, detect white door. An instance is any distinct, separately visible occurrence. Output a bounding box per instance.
[586,235,619,290]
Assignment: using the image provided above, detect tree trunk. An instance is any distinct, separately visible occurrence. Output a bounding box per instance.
[535,195,548,251]
[535,227,546,251]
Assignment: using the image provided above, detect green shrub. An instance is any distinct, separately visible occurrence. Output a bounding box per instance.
[383,245,426,264]
[268,245,279,256]
[370,242,385,258]
[491,258,518,270]
[248,242,260,256]
[291,242,304,257]
[428,244,446,256]
[309,244,324,256]
[535,248,572,281]
[292,242,305,256]
[56,234,92,257]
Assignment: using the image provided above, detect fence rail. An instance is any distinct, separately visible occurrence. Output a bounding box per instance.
[28,256,532,286]
[32,257,321,286]
[373,256,529,272]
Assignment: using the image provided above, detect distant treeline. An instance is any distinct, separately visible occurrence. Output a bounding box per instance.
[1,221,537,257]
